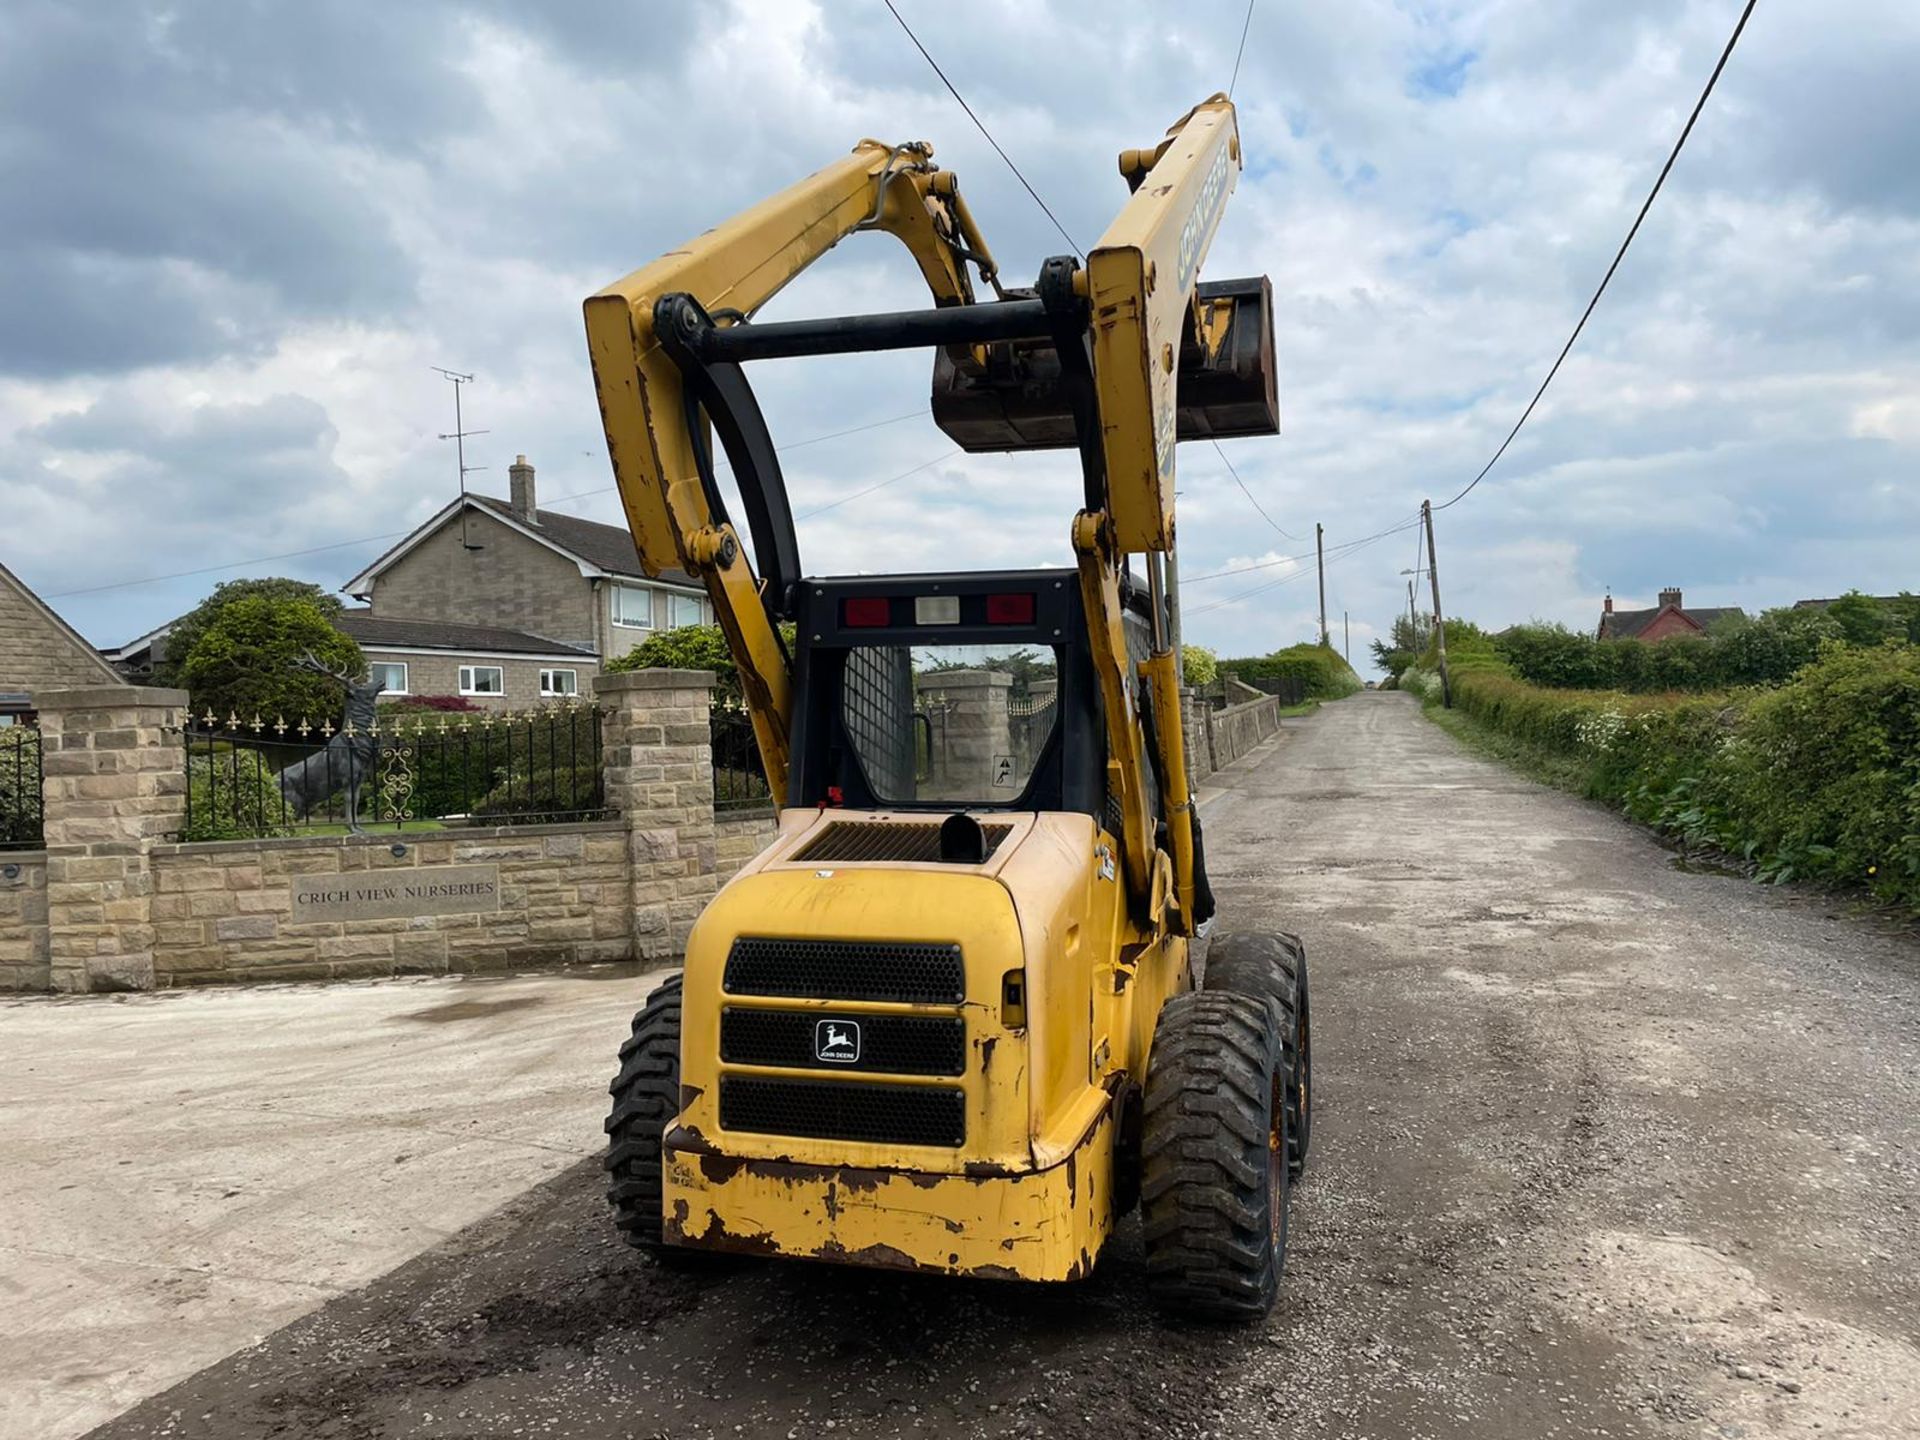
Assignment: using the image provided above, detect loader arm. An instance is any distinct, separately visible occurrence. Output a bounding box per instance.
[584,141,997,800]
[584,95,1267,937]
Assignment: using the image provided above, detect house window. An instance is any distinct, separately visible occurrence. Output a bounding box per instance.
[667,591,705,628]
[459,665,504,696]
[612,583,655,630]
[368,661,409,695]
[540,668,578,697]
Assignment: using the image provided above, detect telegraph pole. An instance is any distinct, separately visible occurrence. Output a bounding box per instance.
[1422,499,1452,707]
[1343,611,1350,663]
[1315,522,1328,646]
[1407,578,1417,646]
[433,367,488,552]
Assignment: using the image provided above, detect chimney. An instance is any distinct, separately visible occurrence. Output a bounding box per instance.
[1658,586,1682,610]
[509,454,537,521]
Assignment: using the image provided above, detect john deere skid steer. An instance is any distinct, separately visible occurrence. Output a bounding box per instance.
[584,95,1311,1319]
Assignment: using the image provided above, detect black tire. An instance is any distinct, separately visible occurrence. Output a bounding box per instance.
[1140,990,1290,1321]
[605,973,683,1251]
[1203,930,1312,1180]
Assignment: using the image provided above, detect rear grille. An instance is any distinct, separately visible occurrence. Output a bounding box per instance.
[720,1076,965,1147]
[721,1008,966,1076]
[724,937,964,1004]
[793,820,1014,865]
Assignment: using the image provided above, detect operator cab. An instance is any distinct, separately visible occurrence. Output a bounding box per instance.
[785,567,1175,875]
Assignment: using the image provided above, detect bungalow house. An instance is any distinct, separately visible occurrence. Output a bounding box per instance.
[1597,587,1744,643]
[335,455,710,704]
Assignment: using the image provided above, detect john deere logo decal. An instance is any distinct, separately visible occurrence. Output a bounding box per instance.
[815,1019,861,1064]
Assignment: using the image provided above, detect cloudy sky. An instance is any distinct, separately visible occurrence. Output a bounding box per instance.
[3,0,1914,672]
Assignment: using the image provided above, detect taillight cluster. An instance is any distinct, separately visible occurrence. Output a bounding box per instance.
[842,593,1036,629]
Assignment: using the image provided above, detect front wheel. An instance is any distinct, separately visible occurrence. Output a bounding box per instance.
[1140,990,1290,1321]
[1203,930,1312,1179]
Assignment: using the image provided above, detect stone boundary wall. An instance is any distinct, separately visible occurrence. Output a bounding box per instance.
[1207,693,1283,772]
[7,669,742,993]
[149,822,629,985]
[0,851,49,991]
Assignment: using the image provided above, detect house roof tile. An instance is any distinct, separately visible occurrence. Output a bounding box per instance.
[333,612,596,657]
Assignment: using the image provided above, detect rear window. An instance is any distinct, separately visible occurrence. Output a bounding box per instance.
[841,643,1058,805]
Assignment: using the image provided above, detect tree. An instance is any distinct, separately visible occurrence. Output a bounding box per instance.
[1369,613,1430,678]
[160,577,345,686]
[1826,590,1893,648]
[178,596,363,723]
[1182,645,1219,686]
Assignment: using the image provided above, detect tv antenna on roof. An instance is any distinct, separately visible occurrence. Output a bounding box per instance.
[433,366,488,552]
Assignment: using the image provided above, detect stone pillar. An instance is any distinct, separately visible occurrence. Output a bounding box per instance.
[37,686,188,993]
[596,669,719,961]
[924,669,1015,799]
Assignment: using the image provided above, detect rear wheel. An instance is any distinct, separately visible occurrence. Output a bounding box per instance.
[605,974,683,1251]
[1204,930,1312,1179]
[1140,990,1290,1321]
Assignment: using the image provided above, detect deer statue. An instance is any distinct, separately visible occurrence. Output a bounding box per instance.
[278,652,386,832]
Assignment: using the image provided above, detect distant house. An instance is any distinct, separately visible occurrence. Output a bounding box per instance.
[1791,594,1904,611]
[1597,587,1745,643]
[0,558,126,722]
[332,613,598,706]
[337,455,711,704]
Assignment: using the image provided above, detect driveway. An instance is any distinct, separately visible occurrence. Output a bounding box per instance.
[0,966,668,1440]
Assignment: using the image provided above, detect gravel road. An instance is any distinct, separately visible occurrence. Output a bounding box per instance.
[88,692,1920,1440]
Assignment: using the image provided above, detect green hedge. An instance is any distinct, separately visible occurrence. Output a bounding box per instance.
[1410,641,1920,912]
[1220,642,1364,700]
[1495,596,1920,694]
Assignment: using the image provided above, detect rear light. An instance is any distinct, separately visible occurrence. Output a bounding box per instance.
[844,597,891,627]
[985,592,1035,625]
[914,595,961,626]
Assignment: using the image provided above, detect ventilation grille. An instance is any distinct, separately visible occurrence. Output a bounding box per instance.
[721,1008,966,1076]
[724,937,964,1005]
[792,820,1014,865]
[720,1076,965,1147]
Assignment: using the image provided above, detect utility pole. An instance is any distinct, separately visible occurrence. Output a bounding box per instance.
[1343,610,1349,663]
[1315,522,1328,646]
[1407,578,1417,647]
[433,367,488,552]
[1422,499,1452,707]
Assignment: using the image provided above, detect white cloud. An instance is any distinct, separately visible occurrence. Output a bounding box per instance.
[0,0,1914,672]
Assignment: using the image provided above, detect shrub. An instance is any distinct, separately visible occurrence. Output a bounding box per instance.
[1182,645,1219,687]
[0,726,41,845]
[183,750,293,842]
[1221,642,1363,700]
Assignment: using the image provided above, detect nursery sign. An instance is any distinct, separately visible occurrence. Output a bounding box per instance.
[291,865,501,922]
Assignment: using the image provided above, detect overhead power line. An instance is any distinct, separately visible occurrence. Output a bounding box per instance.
[44,409,932,600]
[880,0,1084,257]
[1228,0,1257,99]
[796,450,958,519]
[1183,511,1423,585]
[1434,0,1758,512]
[1187,522,1410,617]
[1211,438,1302,541]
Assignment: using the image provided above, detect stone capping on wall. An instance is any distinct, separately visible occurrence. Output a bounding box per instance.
[149,818,627,859]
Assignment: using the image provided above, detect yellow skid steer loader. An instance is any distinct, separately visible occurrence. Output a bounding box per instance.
[585,95,1312,1319]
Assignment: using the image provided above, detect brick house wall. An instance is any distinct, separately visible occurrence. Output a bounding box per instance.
[0,560,125,700]
[365,516,597,651]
